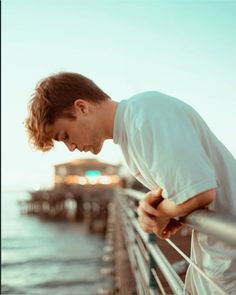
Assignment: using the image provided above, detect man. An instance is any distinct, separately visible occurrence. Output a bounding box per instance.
[25,72,236,294]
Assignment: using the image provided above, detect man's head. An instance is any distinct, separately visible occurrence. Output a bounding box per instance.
[25,72,114,154]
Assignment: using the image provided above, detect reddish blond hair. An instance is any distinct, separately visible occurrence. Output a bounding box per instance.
[25,72,110,151]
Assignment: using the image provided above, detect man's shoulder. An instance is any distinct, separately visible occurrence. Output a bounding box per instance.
[127,90,162,102]
[126,90,182,106]
[122,91,165,130]
[125,90,185,116]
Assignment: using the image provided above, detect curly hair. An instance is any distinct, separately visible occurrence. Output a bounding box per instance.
[25,72,111,151]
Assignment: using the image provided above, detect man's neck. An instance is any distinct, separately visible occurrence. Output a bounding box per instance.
[101,99,118,140]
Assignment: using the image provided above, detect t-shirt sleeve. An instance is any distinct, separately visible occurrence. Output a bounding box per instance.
[135,107,217,205]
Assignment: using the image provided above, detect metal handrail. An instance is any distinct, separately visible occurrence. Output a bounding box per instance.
[117,188,236,295]
[182,210,236,248]
[123,188,236,247]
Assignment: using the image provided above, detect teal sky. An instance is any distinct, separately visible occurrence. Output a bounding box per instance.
[2,0,236,191]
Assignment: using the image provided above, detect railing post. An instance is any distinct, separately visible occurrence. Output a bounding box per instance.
[148,234,158,288]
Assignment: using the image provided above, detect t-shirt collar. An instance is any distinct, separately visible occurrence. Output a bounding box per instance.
[113,99,127,145]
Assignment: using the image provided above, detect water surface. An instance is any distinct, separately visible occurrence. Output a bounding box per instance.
[2,191,105,295]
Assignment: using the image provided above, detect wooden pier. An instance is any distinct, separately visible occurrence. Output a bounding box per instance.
[18,158,194,294]
[18,158,122,233]
[19,186,114,234]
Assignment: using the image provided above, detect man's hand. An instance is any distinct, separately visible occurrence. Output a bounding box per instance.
[137,189,183,239]
[155,218,184,239]
[137,188,216,239]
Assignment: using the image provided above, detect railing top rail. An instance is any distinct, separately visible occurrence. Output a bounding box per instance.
[123,188,145,201]
[122,188,236,248]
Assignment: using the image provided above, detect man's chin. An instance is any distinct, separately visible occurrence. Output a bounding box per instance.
[92,148,100,155]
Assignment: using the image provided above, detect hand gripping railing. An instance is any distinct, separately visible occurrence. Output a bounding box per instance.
[115,188,236,295]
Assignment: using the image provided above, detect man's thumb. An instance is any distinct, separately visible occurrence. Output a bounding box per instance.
[145,188,163,206]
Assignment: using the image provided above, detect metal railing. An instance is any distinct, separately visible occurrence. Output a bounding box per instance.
[115,188,236,295]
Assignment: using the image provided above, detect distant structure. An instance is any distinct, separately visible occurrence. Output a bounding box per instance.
[19,158,122,233]
[54,158,120,189]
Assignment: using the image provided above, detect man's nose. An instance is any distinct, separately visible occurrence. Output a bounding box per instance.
[65,142,76,152]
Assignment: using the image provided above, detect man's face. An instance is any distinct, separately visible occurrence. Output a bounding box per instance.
[47,100,105,155]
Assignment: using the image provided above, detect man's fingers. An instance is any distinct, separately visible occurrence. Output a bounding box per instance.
[161,220,184,238]
[137,208,156,227]
[153,228,168,239]
[138,217,153,233]
[138,188,163,216]
[137,208,156,233]
[139,200,160,217]
[137,206,142,216]
[166,219,183,231]
[153,219,184,239]
[144,189,163,206]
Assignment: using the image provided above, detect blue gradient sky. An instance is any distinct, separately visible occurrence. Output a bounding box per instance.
[2,0,236,191]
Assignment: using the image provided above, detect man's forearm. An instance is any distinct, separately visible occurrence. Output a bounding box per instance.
[156,188,216,218]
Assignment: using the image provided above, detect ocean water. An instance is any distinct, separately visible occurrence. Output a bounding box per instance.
[2,191,106,295]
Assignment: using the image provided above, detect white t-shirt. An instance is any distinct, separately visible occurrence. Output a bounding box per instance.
[113,91,236,294]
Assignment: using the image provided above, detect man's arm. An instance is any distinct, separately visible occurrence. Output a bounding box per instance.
[138,188,216,239]
[156,188,216,218]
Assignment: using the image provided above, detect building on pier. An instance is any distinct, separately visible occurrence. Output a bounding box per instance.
[18,158,123,233]
[54,158,121,189]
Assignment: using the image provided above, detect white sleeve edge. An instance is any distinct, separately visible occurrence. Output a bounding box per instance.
[164,179,217,205]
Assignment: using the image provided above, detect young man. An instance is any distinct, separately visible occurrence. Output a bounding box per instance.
[26,72,236,294]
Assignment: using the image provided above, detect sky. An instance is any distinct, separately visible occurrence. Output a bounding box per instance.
[2,0,236,191]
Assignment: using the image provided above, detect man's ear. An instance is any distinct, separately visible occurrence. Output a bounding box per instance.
[74,99,89,115]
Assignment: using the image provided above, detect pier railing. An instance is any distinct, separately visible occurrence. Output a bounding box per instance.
[115,188,236,295]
